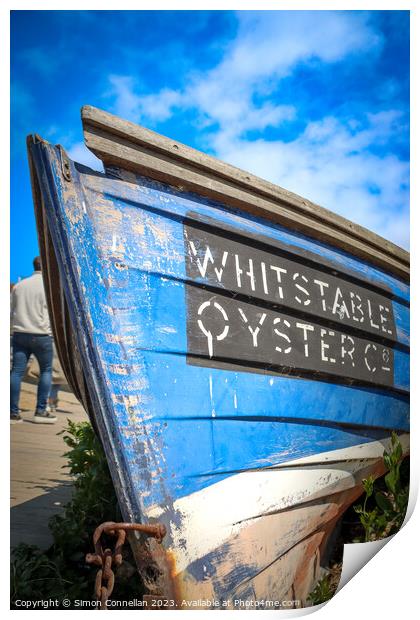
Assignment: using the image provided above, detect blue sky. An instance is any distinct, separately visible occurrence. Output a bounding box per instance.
[11,10,409,282]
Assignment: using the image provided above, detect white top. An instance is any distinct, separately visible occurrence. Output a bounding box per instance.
[11,271,52,335]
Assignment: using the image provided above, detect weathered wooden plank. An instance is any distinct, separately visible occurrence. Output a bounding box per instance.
[11,382,88,550]
[81,105,409,280]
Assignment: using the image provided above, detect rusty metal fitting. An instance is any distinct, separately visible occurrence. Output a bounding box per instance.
[86,521,166,610]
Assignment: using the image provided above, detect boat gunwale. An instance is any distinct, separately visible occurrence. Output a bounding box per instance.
[81,105,409,281]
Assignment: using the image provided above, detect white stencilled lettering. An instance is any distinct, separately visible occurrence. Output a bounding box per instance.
[197,300,230,358]
[270,265,287,300]
[350,291,364,323]
[235,254,243,287]
[332,287,350,320]
[261,262,269,295]
[296,323,315,357]
[293,272,311,306]
[313,279,329,312]
[381,347,391,372]
[341,334,355,367]
[238,308,267,347]
[189,240,229,283]
[379,305,393,336]
[321,328,336,363]
[367,299,379,330]
[364,343,378,373]
[246,259,256,291]
[273,317,292,354]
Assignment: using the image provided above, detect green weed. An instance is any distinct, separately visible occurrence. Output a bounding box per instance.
[353,432,409,542]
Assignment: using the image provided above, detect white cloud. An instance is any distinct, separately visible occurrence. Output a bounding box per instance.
[140,89,184,122]
[107,75,142,122]
[214,114,409,248]
[108,75,182,123]
[106,11,383,137]
[101,11,408,249]
[67,142,104,172]
[182,11,381,136]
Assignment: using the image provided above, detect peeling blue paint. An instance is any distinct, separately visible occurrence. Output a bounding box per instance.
[28,139,410,528]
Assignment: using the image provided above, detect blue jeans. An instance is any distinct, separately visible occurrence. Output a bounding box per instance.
[10,332,53,414]
[49,384,61,401]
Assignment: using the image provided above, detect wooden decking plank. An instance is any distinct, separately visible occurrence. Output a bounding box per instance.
[10,382,88,550]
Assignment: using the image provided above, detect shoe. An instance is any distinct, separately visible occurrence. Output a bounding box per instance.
[33,410,57,424]
[48,398,58,414]
[10,413,23,424]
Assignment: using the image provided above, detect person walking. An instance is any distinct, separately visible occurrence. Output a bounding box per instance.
[10,256,57,424]
[25,341,68,412]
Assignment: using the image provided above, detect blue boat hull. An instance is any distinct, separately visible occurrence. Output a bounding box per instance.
[27,123,409,607]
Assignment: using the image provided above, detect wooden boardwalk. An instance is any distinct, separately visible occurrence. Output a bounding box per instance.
[10,381,88,550]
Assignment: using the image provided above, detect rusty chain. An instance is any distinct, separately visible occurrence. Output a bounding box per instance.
[85,521,166,610]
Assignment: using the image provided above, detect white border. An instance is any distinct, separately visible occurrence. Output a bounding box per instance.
[3,3,417,618]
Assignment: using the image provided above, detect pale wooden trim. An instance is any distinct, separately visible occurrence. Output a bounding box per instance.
[81,105,409,281]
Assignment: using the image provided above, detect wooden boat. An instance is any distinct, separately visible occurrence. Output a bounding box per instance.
[27,106,409,608]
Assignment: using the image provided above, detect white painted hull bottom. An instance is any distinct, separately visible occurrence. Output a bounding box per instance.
[149,435,409,608]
